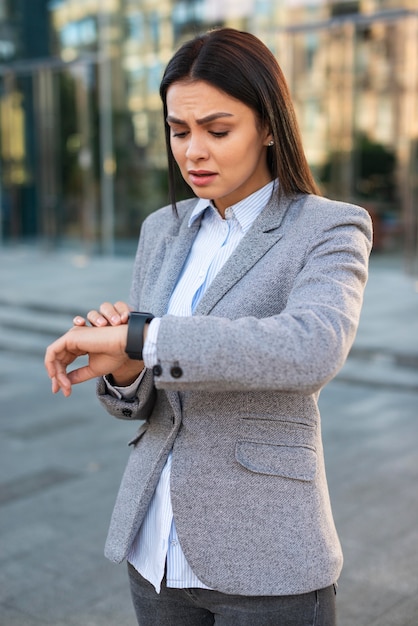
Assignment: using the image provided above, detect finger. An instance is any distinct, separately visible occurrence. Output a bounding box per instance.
[51,376,61,394]
[44,332,81,384]
[53,373,72,397]
[113,301,131,323]
[44,342,60,379]
[86,309,108,327]
[45,341,73,395]
[99,301,126,326]
[83,303,116,326]
[45,351,73,396]
[67,364,98,385]
[73,316,87,326]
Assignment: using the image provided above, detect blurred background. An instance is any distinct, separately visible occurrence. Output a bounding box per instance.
[0,0,417,268]
[1,2,418,625]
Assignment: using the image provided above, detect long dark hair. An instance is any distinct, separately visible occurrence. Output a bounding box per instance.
[160,28,321,210]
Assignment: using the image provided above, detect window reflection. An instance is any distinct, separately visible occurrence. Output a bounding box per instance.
[0,0,416,261]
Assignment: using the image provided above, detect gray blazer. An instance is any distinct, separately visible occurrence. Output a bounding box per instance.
[98,191,372,596]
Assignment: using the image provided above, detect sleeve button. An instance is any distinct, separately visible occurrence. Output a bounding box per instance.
[152,364,162,376]
[170,364,183,379]
[122,408,133,417]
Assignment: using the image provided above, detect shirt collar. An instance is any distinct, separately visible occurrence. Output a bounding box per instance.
[188,179,277,234]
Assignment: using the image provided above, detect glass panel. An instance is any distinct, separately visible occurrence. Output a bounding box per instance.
[0,0,416,263]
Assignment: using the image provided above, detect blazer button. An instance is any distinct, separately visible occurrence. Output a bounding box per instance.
[152,364,162,377]
[122,408,132,417]
[170,364,183,379]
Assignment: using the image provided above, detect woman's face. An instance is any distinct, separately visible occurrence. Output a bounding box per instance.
[166,80,273,216]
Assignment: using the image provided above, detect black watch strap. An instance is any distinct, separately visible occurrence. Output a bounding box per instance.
[125,312,154,360]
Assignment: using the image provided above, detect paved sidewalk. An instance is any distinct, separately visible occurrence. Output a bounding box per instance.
[0,244,417,625]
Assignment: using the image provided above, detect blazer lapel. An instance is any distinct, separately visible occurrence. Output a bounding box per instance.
[194,192,293,316]
[148,201,203,416]
[150,204,201,316]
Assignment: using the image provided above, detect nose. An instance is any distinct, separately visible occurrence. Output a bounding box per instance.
[185,132,208,161]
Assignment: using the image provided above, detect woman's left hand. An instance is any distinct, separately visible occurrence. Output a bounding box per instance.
[45,324,131,397]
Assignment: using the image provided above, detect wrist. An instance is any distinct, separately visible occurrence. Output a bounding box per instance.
[108,363,144,387]
[125,312,154,360]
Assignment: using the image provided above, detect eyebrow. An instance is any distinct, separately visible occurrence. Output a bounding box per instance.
[166,112,234,126]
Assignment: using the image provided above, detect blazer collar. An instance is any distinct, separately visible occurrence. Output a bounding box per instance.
[194,191,294,315]
[151,191,296,317]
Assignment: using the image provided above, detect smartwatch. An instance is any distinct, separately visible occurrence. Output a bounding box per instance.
[125,311,154,360]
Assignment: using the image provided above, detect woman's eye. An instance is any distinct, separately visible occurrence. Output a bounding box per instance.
[170,129,229,139]
[172,130,188,138]
[210,131,229,138]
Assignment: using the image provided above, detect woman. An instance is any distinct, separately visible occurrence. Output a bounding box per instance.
[45,28,372,625]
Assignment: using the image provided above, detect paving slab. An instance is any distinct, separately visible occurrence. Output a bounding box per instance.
[1,245,417,625]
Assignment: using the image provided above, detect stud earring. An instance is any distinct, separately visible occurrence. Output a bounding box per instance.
[268,140,274,146]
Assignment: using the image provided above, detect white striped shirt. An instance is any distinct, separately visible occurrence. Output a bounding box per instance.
[127,180,276,593]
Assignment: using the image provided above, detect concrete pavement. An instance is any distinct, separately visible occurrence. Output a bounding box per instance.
[0,244,417,625]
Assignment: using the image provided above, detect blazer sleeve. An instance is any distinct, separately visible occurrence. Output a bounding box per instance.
[152,200,372,395]
[96,368,156,421]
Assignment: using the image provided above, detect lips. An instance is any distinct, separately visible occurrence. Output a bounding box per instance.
[188,170,217,186]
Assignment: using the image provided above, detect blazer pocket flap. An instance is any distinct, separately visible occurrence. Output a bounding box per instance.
[128,421,149,447]
[235,441,316,481]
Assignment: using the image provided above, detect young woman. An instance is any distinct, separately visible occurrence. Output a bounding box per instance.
[45,28,372,625]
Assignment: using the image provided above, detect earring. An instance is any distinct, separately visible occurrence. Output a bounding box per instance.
[268,140,274,146]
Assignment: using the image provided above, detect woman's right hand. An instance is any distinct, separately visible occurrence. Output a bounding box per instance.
[73,301,131,328]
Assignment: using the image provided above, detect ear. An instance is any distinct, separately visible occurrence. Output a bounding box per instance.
[263,126,274,147]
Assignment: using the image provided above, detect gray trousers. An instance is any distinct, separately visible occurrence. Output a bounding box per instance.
[127,564,337,626]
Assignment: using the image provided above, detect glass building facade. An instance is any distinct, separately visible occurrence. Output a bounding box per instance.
[0,0,417,265]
